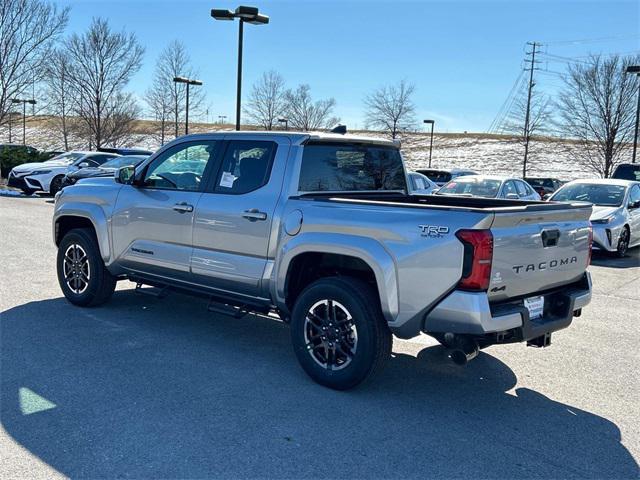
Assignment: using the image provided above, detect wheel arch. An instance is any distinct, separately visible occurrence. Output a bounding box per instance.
[54,207,111,262]
[274,233,398,323]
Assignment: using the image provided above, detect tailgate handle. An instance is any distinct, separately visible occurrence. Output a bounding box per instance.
[541,229,560,247]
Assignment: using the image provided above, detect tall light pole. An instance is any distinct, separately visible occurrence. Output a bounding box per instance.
[423,119,435,167]
[278,118,288,130]
[13,98,36,145]
[173,76,203,135]
[211,6,269,131]
[626,65,640,164]
[218,115,227,124]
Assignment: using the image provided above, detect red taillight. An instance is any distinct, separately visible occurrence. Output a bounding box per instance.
[587,226,593,267]
[456,229,494,291]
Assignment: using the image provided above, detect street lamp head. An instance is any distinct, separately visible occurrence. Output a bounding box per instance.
[423,119,434,124]
[173,76,188,83]
[27,99,37,105]
[278,118,287,122]
[234,5,259,19]
[626,65,640,74]
[189,79,203,86]
[11,99,22,104]
[211,8,235,20]
[246,13,269,25]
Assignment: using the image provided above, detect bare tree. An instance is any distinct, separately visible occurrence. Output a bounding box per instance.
[284,84,339,131]
[64,18,144,148]
[154,41,205,138]
[0,0,69,130]
[364,80,416,138]
[557,54,638,178]
[502,89,553,141]
[244,70,286,130]
[44,49,74,150]
[144,74,172,145]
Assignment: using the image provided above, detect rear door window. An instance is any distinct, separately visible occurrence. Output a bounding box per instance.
[214,140,276,194]
[299,143,406,192]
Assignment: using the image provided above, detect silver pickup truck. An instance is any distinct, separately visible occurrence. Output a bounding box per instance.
[53,132,593,389]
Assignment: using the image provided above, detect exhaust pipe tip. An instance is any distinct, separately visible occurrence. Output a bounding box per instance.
[448,338,479,366]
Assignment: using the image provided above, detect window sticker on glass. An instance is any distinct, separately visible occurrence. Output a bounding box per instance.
[219,171,236,188]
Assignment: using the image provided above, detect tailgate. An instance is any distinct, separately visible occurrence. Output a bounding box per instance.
[488,204,592,301]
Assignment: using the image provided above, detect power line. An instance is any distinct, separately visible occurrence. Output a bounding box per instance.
[540,34,640,46]
[487,69,525,133]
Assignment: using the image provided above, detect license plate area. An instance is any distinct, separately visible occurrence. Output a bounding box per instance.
[524,295,545,320]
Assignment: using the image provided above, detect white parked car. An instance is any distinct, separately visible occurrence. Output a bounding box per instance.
[407,171,438,195]
[8,151,119,195]
[549,179,640,257]
[436,175,541,200]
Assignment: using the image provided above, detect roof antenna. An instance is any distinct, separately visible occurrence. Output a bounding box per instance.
[330,124,347,135]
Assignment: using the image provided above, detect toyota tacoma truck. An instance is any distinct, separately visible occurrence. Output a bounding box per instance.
[53,131,593,389]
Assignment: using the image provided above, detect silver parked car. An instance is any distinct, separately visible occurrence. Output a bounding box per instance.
[407,171,438,194]
[436,175,541,200]
[549,179,640,257]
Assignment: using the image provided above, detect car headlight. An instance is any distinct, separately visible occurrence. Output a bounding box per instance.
[28,170,52,175]
[592,216,614,225]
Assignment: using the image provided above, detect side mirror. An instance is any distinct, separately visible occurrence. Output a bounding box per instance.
[115,165,136,185]
[505,193,519,200]
[78,162,89,168]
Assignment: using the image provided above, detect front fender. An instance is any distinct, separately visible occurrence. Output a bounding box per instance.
[273,232,399,323]
[53,202,111,263]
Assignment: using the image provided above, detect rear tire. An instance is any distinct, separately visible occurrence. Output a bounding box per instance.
[57,228,116,307]
[290,277,392,390]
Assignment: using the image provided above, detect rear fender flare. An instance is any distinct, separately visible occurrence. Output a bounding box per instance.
[274,232,398,323]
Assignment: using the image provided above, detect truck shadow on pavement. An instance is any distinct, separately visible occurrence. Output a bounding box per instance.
[1,290,638,479]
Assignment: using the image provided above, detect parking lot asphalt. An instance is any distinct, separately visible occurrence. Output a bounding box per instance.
[1,195,639,479]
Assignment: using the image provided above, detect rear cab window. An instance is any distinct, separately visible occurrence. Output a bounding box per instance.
[298,142,406,193]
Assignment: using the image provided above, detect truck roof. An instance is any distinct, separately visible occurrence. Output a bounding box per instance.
[200,130,398,147]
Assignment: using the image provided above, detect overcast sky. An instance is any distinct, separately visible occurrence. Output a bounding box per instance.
[57,0,639,132]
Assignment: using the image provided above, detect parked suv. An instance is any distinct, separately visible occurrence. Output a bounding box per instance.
[612,163,640,182]
[53,132,592,389]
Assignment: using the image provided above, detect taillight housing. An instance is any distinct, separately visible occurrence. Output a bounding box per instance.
[456,229,494,291]
[587,226,593,267]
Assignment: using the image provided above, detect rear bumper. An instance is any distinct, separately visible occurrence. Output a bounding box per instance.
[423,272,591,342]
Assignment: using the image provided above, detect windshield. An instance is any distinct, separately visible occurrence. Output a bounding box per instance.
[420,170,451,183]
[298,143,406,192]
[438,177,502,198]
[45,152,84,164]
[613,164,640,181]
[551,183,626,207]
[101,156,146,169]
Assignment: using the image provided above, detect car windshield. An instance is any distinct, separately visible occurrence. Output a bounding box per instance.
[438,177,502,198]
[101,156,146,169]
[45,152,84,164]
[298,143,406,192]
[420,170,451,183]
[551,183,626,207]
[613,164,640,181]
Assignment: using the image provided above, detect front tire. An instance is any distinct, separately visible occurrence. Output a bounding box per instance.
[614,227,630,258]
[290,277,392,390]
[49,175,64,195]
[57,228,116,306]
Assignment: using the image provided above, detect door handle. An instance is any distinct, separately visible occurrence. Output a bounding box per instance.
[242,209,267,221]
[173,202,194,213]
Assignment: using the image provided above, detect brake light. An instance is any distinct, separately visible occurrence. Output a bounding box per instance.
[587,226,593,267]
[456,229,493,291]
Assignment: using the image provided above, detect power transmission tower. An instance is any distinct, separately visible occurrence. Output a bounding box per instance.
[522,41,541,178]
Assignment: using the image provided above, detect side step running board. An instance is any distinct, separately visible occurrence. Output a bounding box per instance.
[207,300,249,319]
[135,282,170,299]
